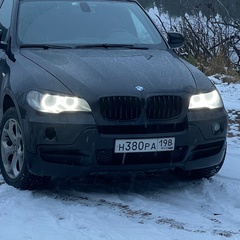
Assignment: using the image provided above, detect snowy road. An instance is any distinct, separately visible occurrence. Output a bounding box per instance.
[0,79,240,240]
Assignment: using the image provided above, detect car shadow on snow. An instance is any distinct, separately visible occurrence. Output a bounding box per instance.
[36,170,205,197]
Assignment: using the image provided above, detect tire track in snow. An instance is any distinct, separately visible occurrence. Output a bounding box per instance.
[30,172,240,239]
[1,170,240,239]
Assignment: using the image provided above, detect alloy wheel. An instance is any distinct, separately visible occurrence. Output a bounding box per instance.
[1,118,24,179]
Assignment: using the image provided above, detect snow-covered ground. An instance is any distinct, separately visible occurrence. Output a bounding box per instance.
[0,77,239,240]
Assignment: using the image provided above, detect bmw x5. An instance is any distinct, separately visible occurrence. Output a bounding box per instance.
[0,0,228,189]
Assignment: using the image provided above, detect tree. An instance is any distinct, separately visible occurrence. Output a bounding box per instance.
[152,0,240,81]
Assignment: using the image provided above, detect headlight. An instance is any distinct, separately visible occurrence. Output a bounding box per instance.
[27,91,91,113]
[189,90,223,109]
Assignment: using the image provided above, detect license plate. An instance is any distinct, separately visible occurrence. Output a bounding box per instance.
[114,137,175,153]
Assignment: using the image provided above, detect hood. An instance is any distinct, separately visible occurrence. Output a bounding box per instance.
[21,49,198,102]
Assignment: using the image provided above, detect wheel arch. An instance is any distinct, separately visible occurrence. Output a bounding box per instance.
[3,94,15,114]
[1,90,23,126]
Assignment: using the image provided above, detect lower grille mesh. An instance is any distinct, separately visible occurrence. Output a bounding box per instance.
[96,147,187,165]
[191,141,225,161]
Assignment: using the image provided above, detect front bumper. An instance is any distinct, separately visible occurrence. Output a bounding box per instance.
[22,109,228,177]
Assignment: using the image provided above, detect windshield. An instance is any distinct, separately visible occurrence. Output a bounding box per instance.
[17,0,166,48]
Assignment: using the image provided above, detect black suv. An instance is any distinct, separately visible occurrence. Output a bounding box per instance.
[0,0,228,189]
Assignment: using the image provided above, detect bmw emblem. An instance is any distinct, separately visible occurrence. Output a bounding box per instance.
[135,86,144,92]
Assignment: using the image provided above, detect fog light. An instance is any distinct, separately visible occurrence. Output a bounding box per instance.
[45,127,57,141]
[212,122,221,134]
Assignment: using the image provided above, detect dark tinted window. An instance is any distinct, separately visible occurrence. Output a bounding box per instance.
[17,0,166,48]
[0,0,13,41]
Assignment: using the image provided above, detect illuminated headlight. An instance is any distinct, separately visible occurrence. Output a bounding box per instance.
[189,90,223,109]
[27,91,91,113]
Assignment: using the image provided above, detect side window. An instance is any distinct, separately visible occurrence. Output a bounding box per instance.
[0,0,14,41]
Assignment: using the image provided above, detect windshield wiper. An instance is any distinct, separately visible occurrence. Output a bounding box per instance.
[75,43,149,50]
[20,44,73,49]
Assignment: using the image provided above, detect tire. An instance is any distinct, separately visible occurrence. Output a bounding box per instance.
[173,150,226,180]
[0,108,50,190]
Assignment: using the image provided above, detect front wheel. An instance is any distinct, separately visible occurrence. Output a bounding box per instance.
[0,108,50,190]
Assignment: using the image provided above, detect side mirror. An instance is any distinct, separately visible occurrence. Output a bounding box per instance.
[167,32,185,49]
